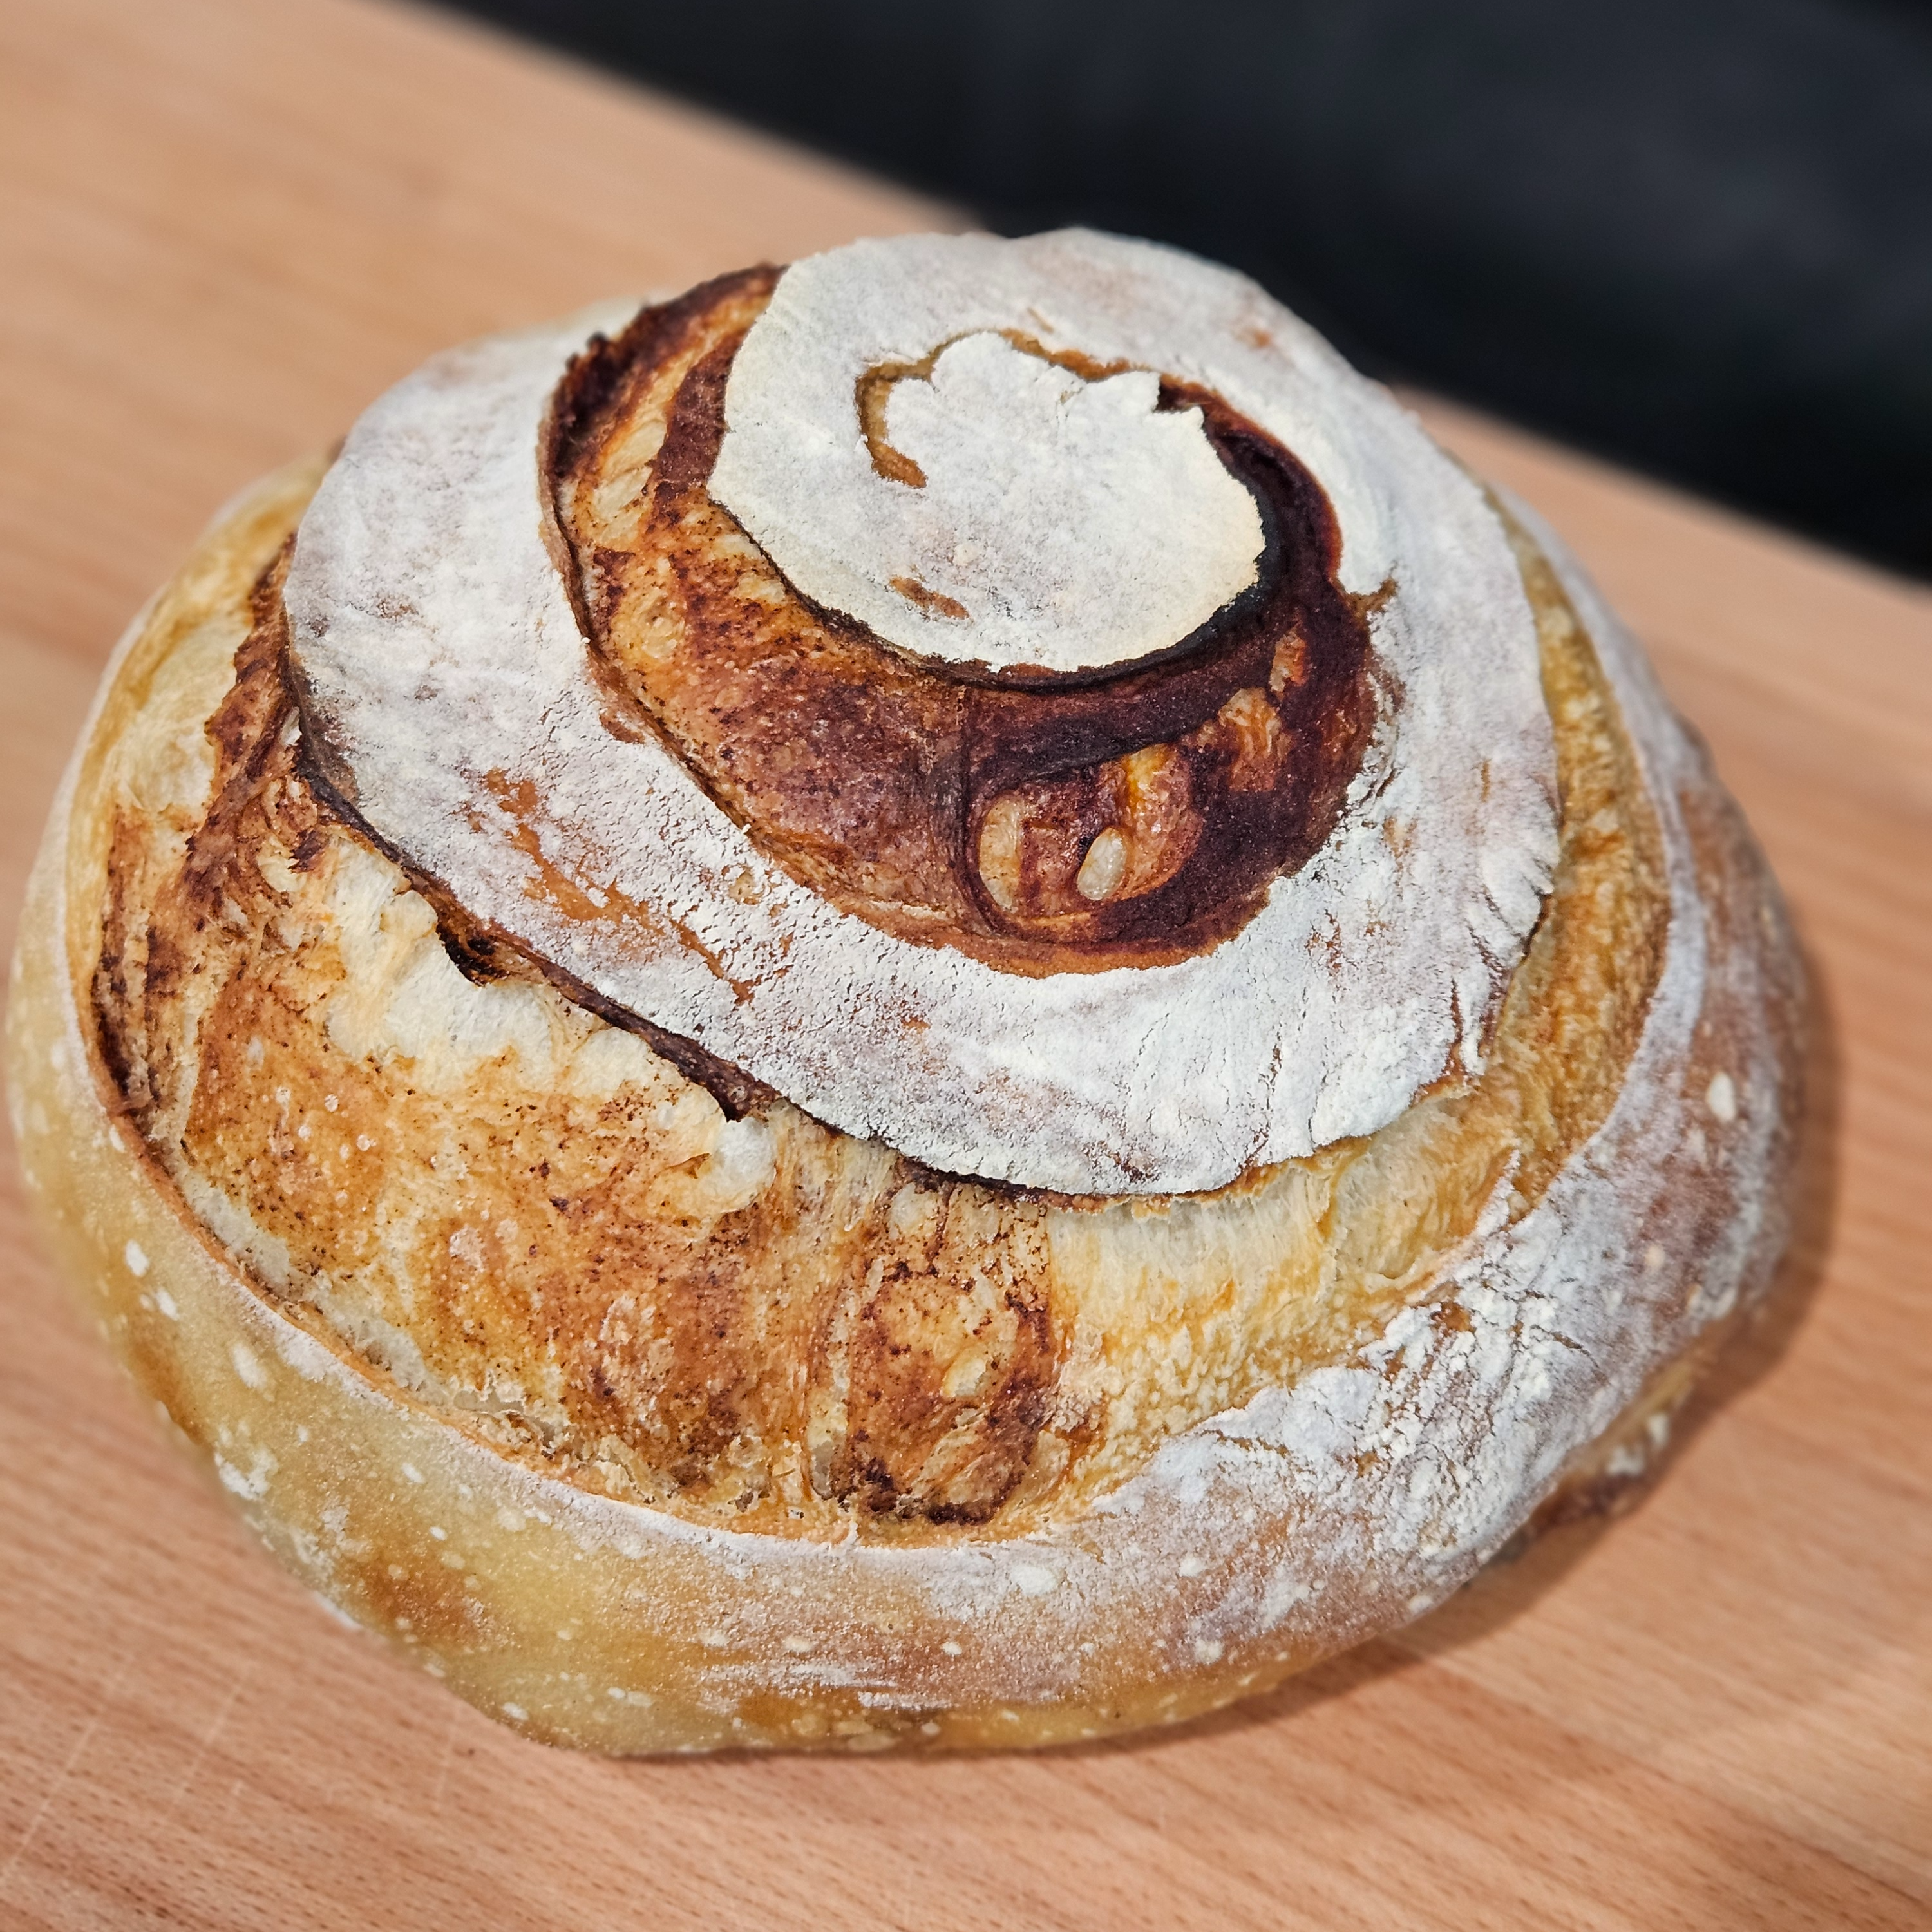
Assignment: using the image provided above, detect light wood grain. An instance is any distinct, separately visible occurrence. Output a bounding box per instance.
[1,0,1927,1925]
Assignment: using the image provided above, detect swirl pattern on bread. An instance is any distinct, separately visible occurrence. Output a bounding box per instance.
[285,234,1560,1194]
[5,233,1803,1752]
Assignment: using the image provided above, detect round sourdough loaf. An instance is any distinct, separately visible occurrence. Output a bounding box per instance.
[6,232,1803,1753]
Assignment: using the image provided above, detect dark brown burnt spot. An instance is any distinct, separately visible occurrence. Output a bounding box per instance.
[553,278,1378,975]
[547,265,784,484]
[93,812,159,1112]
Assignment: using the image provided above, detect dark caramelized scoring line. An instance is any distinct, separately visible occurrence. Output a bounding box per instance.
[550,281,1378,975]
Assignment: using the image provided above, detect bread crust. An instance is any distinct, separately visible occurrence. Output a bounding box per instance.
[7,425,1804,1750]
[283,237,1566,1197]
[547,267,1379,972]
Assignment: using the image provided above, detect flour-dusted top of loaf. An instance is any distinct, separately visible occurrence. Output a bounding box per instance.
[708,239,1267,674]
[285,232,1560,1194]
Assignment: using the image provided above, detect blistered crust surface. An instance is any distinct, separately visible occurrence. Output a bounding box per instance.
[285,232,1560,1193]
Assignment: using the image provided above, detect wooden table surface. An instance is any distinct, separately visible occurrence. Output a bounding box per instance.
[3,1,1928,1925]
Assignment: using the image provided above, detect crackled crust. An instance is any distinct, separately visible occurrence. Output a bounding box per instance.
[7,263,1802,1754]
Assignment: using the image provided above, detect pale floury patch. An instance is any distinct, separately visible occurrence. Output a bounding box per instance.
[285,234,1559,1194]
[712,320,1264,674]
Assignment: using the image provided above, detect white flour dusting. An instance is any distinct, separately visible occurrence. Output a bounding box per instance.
[430,518,1793,1706]
[285,232,1558,1193]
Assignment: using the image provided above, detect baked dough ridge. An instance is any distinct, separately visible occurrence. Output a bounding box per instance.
[5,444,1802,1750]
[284,236,1564,1197]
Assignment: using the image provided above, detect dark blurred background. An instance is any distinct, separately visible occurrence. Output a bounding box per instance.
[446,0,1931,578]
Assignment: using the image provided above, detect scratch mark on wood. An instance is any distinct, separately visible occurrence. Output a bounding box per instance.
[0,1658,133,1899]
[430,1699,462,1814]
[167,1663,258,1817]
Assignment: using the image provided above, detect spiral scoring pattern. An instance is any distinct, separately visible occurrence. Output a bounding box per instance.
[18,236,1801,1752]
[286,232,1560,1193]
[549,267,1377,972]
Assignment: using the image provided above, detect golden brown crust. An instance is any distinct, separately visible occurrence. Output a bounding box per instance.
[6,325,1801,1754]
[73,439,1674,1553]
[90,506,1080,1530]
[546,275,1378,972]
